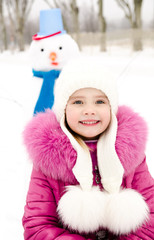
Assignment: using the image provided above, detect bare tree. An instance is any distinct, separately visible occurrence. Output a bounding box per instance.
[6,0,35,51]
[98,0,106,51]
[134,0,143,28]
[115,0,143,50]
[70,0,79,32]
[115,0,143,28]
[0,0,7,50]
[98,0,106,32]
[115,0,134,27]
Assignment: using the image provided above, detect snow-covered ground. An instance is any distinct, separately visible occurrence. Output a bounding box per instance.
[0,46,154,239]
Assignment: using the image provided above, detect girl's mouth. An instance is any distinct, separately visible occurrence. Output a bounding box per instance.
[79,120,100,126]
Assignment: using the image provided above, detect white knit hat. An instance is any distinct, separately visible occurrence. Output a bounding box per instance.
[53,56,124,193]
[53,57,118,121]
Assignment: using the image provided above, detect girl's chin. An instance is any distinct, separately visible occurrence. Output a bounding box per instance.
[79,134,100,141]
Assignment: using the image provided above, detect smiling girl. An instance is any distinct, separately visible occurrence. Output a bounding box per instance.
[66,88,111,141]
[23,57,154,240]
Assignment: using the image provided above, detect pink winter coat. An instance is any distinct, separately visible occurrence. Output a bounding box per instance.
[23,106,154,239]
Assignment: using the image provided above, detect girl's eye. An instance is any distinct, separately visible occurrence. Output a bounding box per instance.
[59,46,63,50]
[73,100,83,104]
[96,100,104,104]
[41,48,44,52]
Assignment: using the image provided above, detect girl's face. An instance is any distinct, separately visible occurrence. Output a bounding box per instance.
[65,88,111,140]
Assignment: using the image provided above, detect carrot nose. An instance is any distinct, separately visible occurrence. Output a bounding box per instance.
[49,52,57,61]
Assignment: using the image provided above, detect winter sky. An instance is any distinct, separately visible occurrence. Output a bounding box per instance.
[31,0,154,27]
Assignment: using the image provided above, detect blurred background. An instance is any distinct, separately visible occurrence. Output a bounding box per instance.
[0,0,154,52]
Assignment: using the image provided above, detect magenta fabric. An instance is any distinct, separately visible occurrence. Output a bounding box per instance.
[23,106,154,239]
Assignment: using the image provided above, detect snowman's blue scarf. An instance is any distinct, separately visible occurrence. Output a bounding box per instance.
[33,69,61,115]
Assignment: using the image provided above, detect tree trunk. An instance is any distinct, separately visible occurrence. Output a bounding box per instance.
[6,0,35,51]
[70,0,81,49]
[98,0,106,51]
[0,0,8,50]
[16,16,25,51]
[17,29,25,51]
[132,29,142,51]
[134,0,143,28]
[115,0,143,51]
[98,0,106,32]
[132,0,143,51]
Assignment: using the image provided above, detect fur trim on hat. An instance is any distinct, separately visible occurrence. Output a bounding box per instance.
[116,106,148,176]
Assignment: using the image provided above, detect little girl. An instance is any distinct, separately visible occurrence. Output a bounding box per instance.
[23,57,154,240]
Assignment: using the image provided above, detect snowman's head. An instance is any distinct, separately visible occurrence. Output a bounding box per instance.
[29,34,79,71]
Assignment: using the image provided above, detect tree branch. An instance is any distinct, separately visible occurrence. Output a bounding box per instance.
[115,0,132,19]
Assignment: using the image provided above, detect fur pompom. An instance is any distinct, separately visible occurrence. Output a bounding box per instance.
[104,189,149,235]
[57,185,106,233]
[57,187,149,234]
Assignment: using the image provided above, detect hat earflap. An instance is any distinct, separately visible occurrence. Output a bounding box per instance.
[97,111,124,193]
[60,115,93,191]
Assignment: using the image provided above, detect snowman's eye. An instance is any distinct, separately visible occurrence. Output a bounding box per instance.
[59,46,63,50]
[41,48,44,52]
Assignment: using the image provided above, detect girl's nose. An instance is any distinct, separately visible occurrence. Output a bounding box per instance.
[49,52,57,61]
[83,106,96,115]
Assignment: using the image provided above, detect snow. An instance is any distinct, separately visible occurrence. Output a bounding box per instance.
[0,47,154,239]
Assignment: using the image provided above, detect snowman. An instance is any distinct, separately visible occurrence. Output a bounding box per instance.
[30,9,79,114]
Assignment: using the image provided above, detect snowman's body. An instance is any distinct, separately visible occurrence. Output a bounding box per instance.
[30,33,79,114]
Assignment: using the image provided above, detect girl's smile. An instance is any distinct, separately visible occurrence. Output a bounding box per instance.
[79,120,100,125]
[65,88,111,140]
